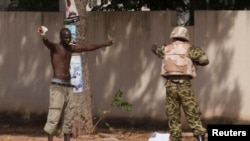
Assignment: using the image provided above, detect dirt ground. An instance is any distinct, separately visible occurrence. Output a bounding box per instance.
[0,133,200,141]
[0,125,207,141]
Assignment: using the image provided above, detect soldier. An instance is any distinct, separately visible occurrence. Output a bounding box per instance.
[37,26,114,141]
[151,26,209,141]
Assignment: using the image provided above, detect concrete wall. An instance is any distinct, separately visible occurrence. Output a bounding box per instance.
[86,11,173,121]
[1,11,250,124]
[194,11,250,123]
[0,12,63,117]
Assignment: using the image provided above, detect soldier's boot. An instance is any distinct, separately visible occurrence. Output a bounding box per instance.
[64,134,71,141]
[197,134,204,141]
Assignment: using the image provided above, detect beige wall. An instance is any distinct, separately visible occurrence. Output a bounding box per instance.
[0,11,250,124]
[0,12,63,116]
[194,11,250,122]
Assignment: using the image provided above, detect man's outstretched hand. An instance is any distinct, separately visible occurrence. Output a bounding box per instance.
[105,40,114,47]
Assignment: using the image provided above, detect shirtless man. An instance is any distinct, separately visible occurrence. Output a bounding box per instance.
[37,26,114,141]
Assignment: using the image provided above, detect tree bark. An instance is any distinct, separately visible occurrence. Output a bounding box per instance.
[72,0,94,137]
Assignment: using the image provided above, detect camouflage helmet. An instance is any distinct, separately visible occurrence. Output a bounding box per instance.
[170,26,189,41]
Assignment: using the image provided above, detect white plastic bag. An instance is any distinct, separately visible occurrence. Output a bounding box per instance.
[38,26,48,36]
[148,132,170,141]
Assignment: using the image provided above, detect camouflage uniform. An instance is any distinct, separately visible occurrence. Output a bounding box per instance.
[152,27,209,141]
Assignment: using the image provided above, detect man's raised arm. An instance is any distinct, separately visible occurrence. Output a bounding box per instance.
[37,26,55,50]
[71,40,114,52]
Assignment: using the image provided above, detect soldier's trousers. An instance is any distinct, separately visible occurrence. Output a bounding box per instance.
[165,78,206,141]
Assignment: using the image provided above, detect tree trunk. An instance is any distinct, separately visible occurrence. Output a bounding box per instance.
[72,0,94,137]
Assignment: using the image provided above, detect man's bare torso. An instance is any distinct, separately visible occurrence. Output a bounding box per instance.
[50,44,72,81]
